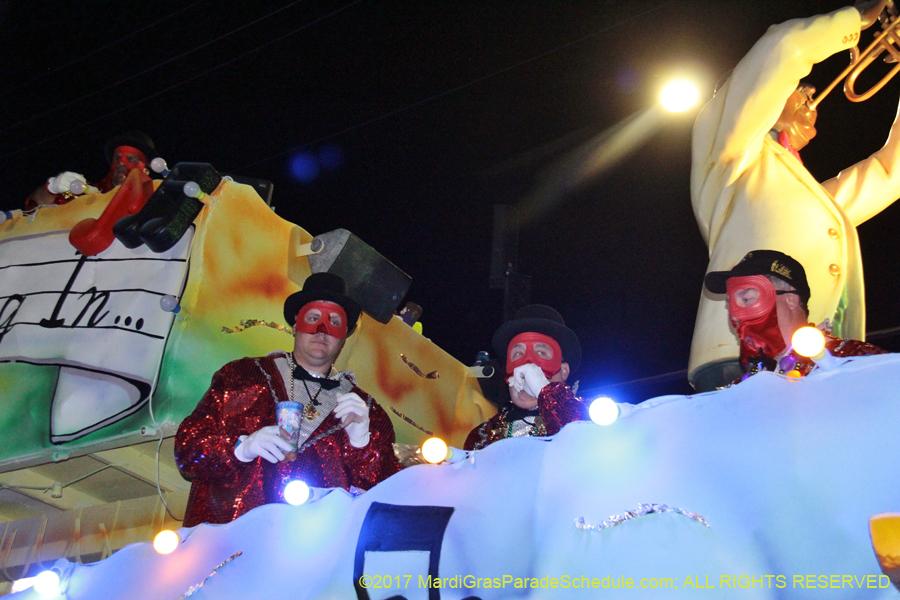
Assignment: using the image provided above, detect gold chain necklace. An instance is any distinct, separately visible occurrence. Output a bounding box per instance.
[287,353,334,422]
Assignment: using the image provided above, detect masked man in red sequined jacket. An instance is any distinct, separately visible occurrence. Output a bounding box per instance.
[175,273,399,527]
[464,305,589,451]
[704,249,887,382]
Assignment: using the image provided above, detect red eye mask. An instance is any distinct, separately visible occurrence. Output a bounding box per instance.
[111,145,147,172]
[506,332,562,381]
[727,275,776,323]
[295,301,348,339]
[726,275,786,364]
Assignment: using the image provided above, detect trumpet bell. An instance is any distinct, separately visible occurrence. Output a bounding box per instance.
[809,9,900,109]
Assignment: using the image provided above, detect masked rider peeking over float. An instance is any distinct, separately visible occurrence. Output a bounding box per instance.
[465,305,589,451]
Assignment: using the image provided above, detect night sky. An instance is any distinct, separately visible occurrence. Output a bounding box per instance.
[2,0,899,403]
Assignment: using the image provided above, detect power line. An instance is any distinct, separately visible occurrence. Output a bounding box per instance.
[593,369,688,391]
[0,0,364,161]
[586,323,900,394]
[866,325,900,340]
[0,0,310,135]
[4,0,671,165]
[0,0,208,101]
[234,0,675,172]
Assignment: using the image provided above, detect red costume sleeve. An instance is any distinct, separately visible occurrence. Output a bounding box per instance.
[464,382,588,451]
[464,415,497,451]
[175,358,278,526]
[827,336,889,358]
[175,359,277,481]
[538,381,589,436]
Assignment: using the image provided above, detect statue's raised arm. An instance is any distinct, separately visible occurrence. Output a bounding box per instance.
[689,3,900,391]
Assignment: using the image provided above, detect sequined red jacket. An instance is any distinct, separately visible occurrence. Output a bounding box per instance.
[740,329,888,380]
[175,356,399,527]
[463,381,588,451]
[794,333,888,375]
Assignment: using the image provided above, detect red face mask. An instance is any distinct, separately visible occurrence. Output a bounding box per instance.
[110,145,147,173]
[295,301,348,339]
[727,275,786,365]
[506,332,562,382]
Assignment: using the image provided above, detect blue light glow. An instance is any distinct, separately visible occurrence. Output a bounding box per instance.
[289,153,320,182]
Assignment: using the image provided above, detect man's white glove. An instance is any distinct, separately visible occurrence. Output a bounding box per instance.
[334,392,370,448]
[510,363,550,398]
[47,172,88,195]
[233,425,293,463]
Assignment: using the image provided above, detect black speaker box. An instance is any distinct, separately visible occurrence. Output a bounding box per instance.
[307,229,411,324]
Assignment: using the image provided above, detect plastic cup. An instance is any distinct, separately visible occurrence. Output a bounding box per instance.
[276,401,302,461]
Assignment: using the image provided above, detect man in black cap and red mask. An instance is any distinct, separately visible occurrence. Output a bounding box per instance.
[704,249,887,381]
[24,131,158,210]
[175,273,399,527]
[464,305,589,451]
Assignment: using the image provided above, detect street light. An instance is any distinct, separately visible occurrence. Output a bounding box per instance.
[660,79,700,113]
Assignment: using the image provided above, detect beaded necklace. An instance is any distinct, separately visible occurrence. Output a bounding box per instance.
[287,352,334,422]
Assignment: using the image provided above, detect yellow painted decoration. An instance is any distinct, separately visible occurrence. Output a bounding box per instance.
[870,513,900,587]
[0,179,494,469]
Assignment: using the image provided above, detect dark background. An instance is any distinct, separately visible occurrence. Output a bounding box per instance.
[1,0,898,403]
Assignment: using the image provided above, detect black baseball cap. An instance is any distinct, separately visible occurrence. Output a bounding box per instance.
[704,250,810,305]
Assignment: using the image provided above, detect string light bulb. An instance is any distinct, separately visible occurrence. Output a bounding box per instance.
[284,480,311,505]
[422,437,449,463]
[791,326,838,371]
[153,530,181,554]
[183,181,205,200]
[589,396,619,426]
[32,570,60,596]
[792,326,826,358]
[159,294,181,313]
[69,179,86,194]
[150,157,169,176]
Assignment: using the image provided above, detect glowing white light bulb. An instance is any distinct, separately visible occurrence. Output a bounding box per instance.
[792,326,825,358]
[589,396,619,426]
[33,570,60,596]
[284,480,311,505]
[422,437,448,463]
[660,79,700,113]
[153,530,180,554]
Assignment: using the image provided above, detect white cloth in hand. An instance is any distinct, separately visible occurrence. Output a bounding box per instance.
[47,172,88,195]
[233,425,292,463]
[510,363,550,398]
[334,392,370,448]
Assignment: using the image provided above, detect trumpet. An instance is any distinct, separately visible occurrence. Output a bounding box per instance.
[809,8,900,110]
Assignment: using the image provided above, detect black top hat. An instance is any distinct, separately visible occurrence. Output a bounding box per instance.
[704,249,810,306]
[492,304,581,373]
[283,272,362,332]
[103,131,158,164]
